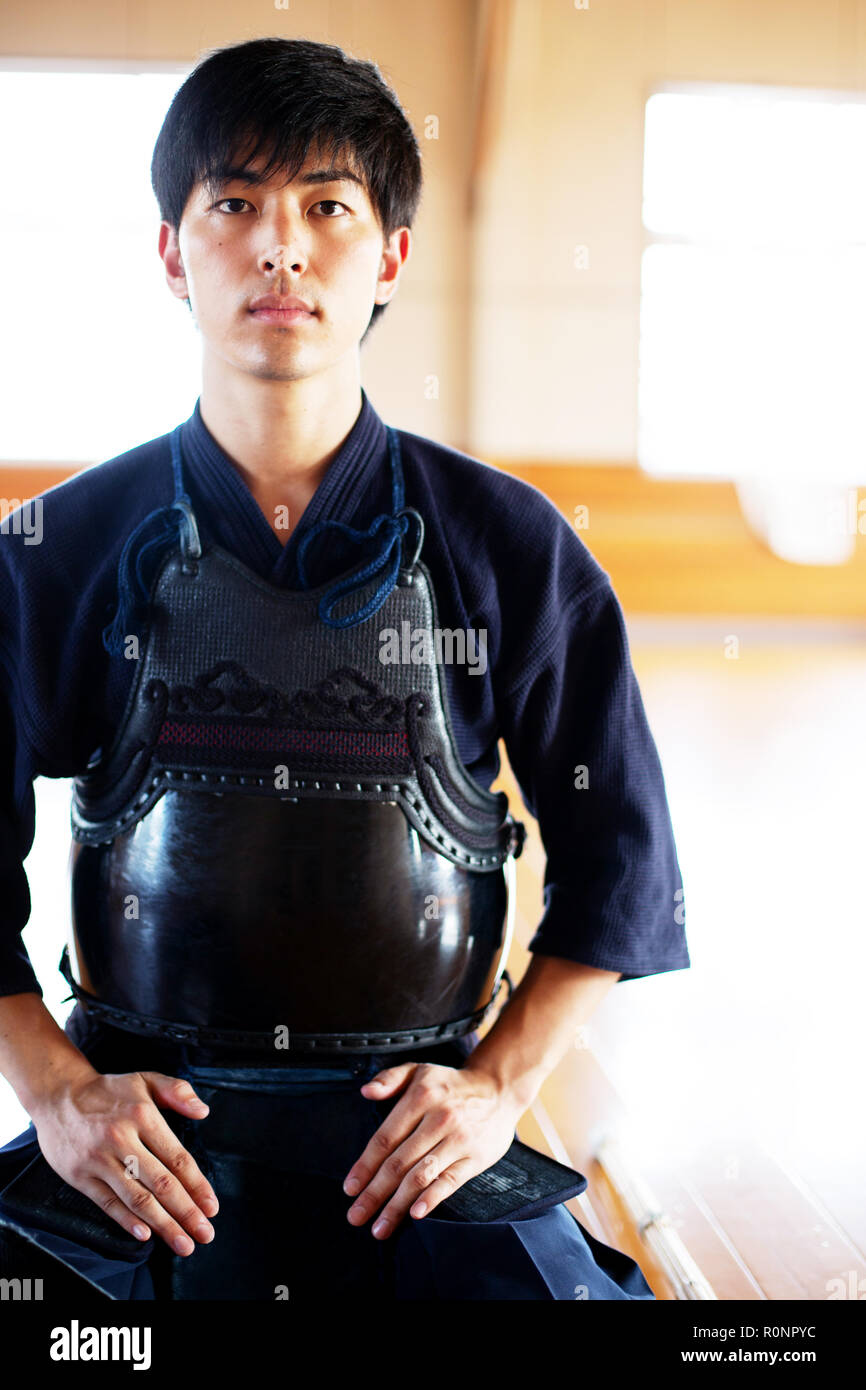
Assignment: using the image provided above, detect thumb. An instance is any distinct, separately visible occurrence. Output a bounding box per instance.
[360,1063,416,1096]
[142,1070,210,1116]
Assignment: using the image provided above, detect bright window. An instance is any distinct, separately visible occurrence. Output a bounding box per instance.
[0,64,199,465]
[638,85,866,563]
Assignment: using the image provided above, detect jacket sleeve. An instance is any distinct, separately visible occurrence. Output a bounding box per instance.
[497,579,689,981]
[0,516,52,999]
[0,674,43,998]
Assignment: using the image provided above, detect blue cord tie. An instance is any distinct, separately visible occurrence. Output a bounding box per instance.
[102,424,198,657]
[295,423,422,628]
[102,419,420,655]
[295,506,422,628]
[100,504,188,656]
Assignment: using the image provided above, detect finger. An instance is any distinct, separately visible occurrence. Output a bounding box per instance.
[74,1173,158,1244]
[140,1071,211,1120]
[101,1152,216,1256]
[358,1063,416,1097]
[345,1113,451,1222]
[343,1096,451,1200]
[373,1150,478,1239]
[408,1158,477,1220]
[136,1104,220,1218]
[97,1112,219,1252]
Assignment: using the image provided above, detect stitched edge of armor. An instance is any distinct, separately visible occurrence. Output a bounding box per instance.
[70,770,517,868]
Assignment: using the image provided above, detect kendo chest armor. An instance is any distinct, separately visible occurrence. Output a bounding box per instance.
[61,422,526,1053]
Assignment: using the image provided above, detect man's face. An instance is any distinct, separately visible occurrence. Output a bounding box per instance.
[159,143,410,382]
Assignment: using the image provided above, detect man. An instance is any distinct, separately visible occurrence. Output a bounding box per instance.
[0,36,689,1301]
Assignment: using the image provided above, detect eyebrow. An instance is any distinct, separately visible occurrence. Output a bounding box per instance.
[210,165,366,192]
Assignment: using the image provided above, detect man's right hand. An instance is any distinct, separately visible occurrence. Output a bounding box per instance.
[28,1069,219,1256]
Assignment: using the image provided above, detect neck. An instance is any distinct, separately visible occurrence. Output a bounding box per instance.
[197,354,365,494]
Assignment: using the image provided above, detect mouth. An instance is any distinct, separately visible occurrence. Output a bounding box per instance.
[248,293,316,325]
[248,306,316,324]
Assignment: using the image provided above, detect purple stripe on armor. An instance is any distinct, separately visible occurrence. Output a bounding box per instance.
[156,719,410,760]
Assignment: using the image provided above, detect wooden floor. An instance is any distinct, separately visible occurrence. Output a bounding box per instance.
[491,619,866,1300]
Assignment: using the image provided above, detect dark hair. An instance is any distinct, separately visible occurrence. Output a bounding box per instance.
[151,36,422,339]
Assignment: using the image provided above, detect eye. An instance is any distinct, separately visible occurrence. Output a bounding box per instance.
[211,196,350,217]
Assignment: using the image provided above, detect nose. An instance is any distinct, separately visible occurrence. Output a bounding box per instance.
[256,203,309,278]
[259,244,306,277]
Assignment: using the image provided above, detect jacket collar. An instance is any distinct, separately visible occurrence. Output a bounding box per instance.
[177,388,390,586]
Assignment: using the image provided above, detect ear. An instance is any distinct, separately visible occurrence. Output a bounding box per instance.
[158,221,189,305]
[374,226,412,307]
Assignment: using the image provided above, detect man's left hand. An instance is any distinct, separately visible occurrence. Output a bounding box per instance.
[342,1061,522,1239]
